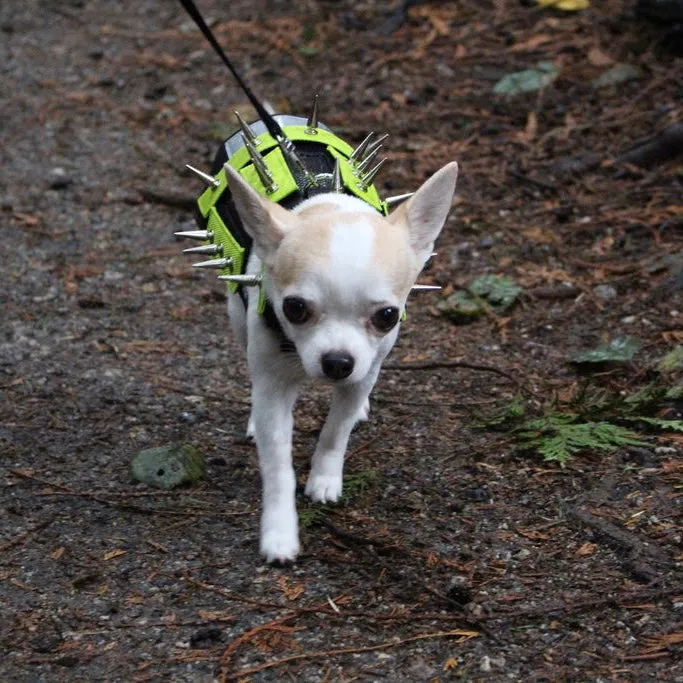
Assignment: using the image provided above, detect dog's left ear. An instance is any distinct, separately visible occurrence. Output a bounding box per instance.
[388,161,458,265]
[224,164,297,265]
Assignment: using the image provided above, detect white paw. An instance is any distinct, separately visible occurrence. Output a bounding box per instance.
[305,474,343,504]
[357,398,370,422]
[246,415,255,439]
[260,526,300,564]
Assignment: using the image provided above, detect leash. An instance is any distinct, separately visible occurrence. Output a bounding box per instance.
[176,0,285,142]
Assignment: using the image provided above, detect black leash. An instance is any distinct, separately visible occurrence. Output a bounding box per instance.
[177,0,285,141]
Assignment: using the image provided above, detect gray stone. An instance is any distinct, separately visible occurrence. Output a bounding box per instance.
[594,284,617,301]
[132,444,205,489]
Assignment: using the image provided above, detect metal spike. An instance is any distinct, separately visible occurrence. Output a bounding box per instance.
[411,284,442,291]
[217,273,263,286]
[359,158,387,189]
[183,244,223,256]
[241,137,278,193]
[174,230,214,242]
[234,111,258,145]
[350,132,374,161]
[278,138,318,188]
[192,257,233,270]
[385,192,414,207]
[185,164,220,188]
[362,133,389,160]
[355,146,382,175]
[305,93,319,132]
[331,158,343,193]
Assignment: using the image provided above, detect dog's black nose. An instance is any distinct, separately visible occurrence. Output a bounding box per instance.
[321,352,354,380]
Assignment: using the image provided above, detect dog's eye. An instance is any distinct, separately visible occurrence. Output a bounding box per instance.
[282,297,311,324]
[371,306,400,333]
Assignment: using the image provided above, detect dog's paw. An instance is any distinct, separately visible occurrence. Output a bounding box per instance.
[357,398,370,422]
[260,528,300,565]
[305,474,343,504]
[246,415,255,440]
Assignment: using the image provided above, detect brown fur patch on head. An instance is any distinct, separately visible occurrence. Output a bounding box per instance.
[368,217,418,299]
[270,203,418,297]
[270,204,333,289]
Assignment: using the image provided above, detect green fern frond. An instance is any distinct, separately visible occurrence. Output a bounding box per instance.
[340,470,377,503]
[299,505,328,529]
[626,416,683,432]
[517,415,646,465]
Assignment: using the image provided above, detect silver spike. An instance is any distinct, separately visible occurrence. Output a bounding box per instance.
[305,93,319,132]
[234,111,258,145]
[241,137,278,194]
[385,192,414,207]
[411,284,442,291]
[183,244,223,256]
[278,138,319,188]
[350,132,374,161]
[185,164,220,188]
[331,158,343,193]
[362,133,389,160]
[355,146,382,175]
[217,273,263,286]
[359,158,387,189]
[174,230,214,242]
[192,257,233,270]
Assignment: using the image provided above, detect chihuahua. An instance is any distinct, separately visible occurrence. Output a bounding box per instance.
[176,0,458,563]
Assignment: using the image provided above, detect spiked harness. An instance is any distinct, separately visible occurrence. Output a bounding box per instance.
[179,113,393,327]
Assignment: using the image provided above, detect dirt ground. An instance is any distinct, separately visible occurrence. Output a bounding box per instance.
[1,0,682,680]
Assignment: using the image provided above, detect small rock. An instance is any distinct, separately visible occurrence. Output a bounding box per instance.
[468,487,490,503]
[480,655,492,672]
[48,167,73,190]
[447,576,473,605]
[189,626,223,649]
[132,444,205,489]
[594,284,617,301]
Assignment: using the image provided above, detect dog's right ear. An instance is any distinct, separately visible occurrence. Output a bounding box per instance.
[224,164,297,265]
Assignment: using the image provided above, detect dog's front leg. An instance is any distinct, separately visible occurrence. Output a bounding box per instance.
[251,376,301,563]
[305,371,379,504]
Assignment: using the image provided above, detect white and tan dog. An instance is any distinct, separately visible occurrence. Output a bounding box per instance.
[223,162,458,563]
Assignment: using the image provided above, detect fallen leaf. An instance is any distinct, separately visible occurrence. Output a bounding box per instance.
[511,34,553,52]
[493,62,559,96]
[13,211,41,226]
[103,549,126,561]
[276,576,305,601]
[524,111,538,142]
[50,547,66,560]
[537,0,590,10]
[444,657,459,671]
[197,610,234,621]
[576,542,597,556]
[587,47,614,67]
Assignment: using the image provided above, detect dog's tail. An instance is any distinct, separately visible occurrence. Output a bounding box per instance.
[177,0,285,142]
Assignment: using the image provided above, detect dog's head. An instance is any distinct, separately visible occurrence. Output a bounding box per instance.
[225,161,458,384]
